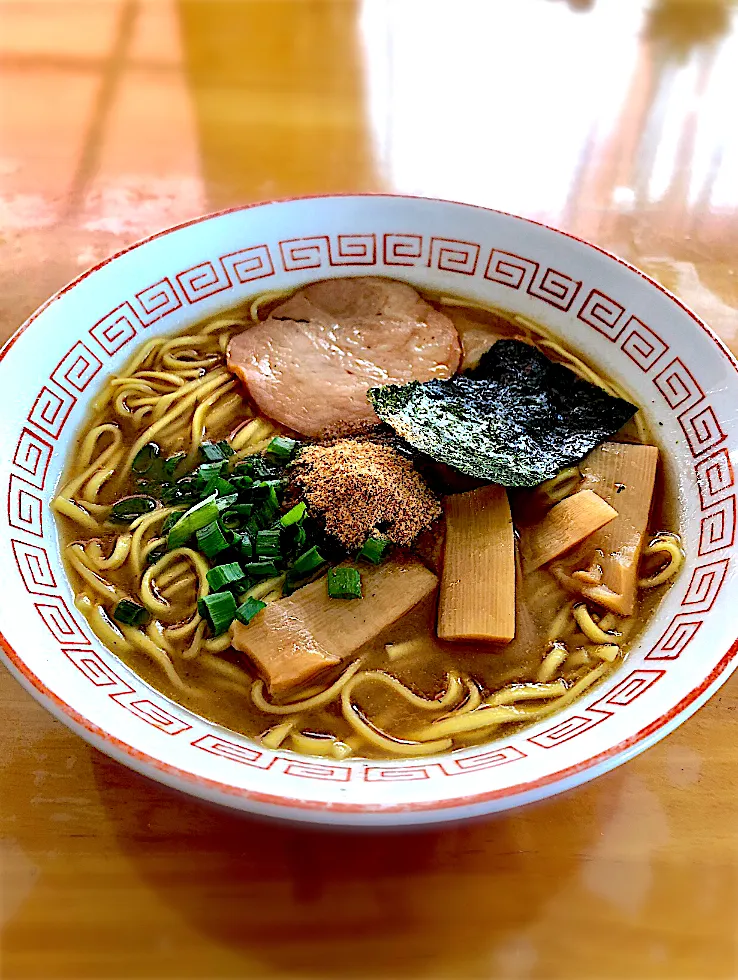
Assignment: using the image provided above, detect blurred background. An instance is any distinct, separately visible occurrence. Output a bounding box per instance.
[2,3,738,979]
[1,0,738,339]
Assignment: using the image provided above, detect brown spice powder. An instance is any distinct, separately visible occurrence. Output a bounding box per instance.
[289,438,441,551]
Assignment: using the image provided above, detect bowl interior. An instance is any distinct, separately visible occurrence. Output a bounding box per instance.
[1,195,736,825]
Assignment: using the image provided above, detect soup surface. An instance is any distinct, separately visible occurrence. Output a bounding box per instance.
[53,278,683,760]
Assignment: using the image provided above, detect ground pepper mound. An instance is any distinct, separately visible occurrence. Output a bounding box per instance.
[289,438,441,551]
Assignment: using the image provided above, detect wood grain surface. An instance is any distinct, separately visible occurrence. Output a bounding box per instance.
[2,2,738,977]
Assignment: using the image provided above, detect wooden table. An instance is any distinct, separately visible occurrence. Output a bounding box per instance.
[2,2,738,977]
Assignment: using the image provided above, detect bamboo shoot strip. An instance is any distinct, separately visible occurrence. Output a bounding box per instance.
[523,489,618,571]
[231,557,438,695]
[552,442,659,616]
[438,485,516,643]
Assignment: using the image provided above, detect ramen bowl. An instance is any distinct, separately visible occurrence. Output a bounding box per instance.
[1,195,736,826]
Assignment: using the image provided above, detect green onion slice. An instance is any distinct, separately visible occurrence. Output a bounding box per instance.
[290,545,326,578]
[167,493,219,549]
[161,476,202,504]
[233,531,253,560]
[162,510,186,535]
[196,521,230,559]
[280,502,306,527]
[255,529,282,559]
[206,562,247,592]
[327,567,362,600]
[132,443,160,475]
[200,441,230,463]
[235,596,266,625]
[243,560,280,578]
[358,536,392,565]
[197,460,227,480]
[110,495,158,524]
[198,591,237,635]
[228,475,253,492]
[162,452,186,480]
[266,436,298,460]
[113,598,150,626]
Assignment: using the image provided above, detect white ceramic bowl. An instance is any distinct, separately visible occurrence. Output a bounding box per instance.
[1,195,736,827]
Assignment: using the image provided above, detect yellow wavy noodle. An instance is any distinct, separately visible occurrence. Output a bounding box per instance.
[290,732,353,760]
[573,603,624,645]
[84,534,132,571]
[248,289,295,322]
[485,680,568,707]
[129,507,176,580]
[456,679,483,714]
[639,533,684,587]
[412,664,609,743]
[336,671,467,757]
[537,642,569,682]
[252,660,364,716]
[261,719,298,750]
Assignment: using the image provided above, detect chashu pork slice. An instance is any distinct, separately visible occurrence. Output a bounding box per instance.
[227,277,461,436]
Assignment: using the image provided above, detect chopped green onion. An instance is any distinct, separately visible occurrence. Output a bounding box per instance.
[266,436,298,461]
[215,494,239,512]
[203,475,237,499]
[162,452,186,480]
[198,591,237,635]
[196,521,230,559]
[234,456,283,480]
[253,478,285,494]
[217,440,235,458]
[214,476,237,496]
[162,510,186,535]
[167,493,219,549]
[226,503,254,517]
[228,475,254,493]
[327,567,362,600]
[161,476,202,504]
[280,502,306,527]
[243,517,260,539]
[290,546,326,578]
[252,486,280,526]
[200,441,231,463]
[197,460,227,481]
[243,561,280,578]
[145,546,167,566]
[132,443,160,475]
[233,531,253,560]
[290,524,308,554]
[206,562,247,592]
[358,536,392,565]
[113,598,150,626]
[220,511,243,531]
[235,596,266,625]
[256,529,282,559]
[110,495,158,524]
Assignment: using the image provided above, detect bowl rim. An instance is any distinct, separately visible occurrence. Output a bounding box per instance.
[2,192,737,822]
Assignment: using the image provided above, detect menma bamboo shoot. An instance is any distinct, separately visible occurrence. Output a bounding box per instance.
[552,442,659,616]
[438,484,516,643]
[232,557,438,695]
[523,489,618,571]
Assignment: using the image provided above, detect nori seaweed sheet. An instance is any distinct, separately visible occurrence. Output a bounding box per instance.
[367,340,638,488]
